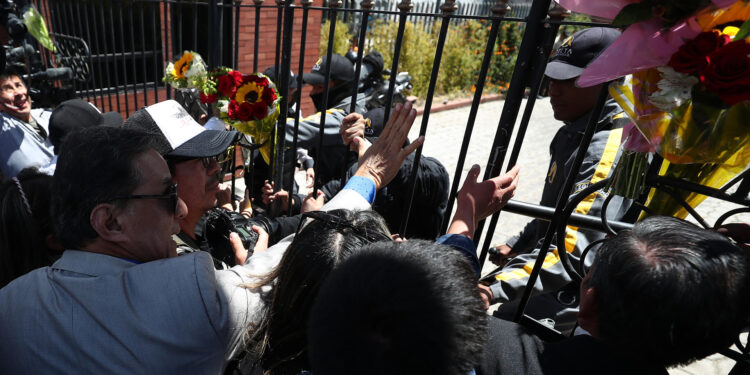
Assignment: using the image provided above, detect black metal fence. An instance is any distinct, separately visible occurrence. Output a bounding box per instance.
[26,0,750,367]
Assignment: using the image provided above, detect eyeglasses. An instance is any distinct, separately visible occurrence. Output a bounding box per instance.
[171,151,233,170]
[199,151,233,169]
[295,210,391,243]
[112,183,179,214]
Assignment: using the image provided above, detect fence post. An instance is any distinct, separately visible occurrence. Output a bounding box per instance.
[381,0,412,122]
[398,0,455,236]
[440,0,510,235]
[207,0,223,68]
[272,0,296,216]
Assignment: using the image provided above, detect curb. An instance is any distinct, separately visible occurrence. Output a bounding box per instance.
[415,93,504,115]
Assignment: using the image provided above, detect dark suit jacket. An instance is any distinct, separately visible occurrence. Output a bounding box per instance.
[477,317,668,375]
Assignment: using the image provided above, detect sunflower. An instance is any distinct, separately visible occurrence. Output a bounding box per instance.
[235,81,265,105]
[173,52,194,80]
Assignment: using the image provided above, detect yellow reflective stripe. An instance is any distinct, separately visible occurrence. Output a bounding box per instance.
[494,126,623,284]
[496,250,562,282]
[564,128,623,253]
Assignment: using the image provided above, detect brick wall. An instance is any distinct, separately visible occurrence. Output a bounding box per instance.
[92,1,324,119]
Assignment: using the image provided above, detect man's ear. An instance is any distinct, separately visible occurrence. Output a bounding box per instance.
[578,286,599,336]
[89,203,127,242]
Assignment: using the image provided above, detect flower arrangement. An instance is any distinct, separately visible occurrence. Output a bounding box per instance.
[163,51,207,89]
[557,0,750,218]
[199,67,281,164]
[163,53,281,164]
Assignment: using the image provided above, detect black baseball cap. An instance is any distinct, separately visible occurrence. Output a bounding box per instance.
[263,66,299,90]
[545,27,621,81]
[48,99,123,148]
[303,54,354,85]
[123,100,237,158]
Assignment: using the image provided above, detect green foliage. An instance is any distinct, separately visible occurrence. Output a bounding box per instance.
[366,20,436,97]
[319,19,354,57]
[363,19,523,98]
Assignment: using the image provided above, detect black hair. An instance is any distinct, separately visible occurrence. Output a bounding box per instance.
[249,209,391,375]
[0,71,22,84]
[374,154,450,240]
[588,216,750,367]
[50,127,155,249]
[308,240,487,375]
[0,168,55,288]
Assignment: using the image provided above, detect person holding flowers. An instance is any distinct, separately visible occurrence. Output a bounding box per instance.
[484,28,635,335]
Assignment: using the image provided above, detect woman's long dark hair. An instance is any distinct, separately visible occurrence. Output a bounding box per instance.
[0,168,56,288]
[249,209,391,375]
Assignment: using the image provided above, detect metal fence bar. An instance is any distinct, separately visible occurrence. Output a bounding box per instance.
[472,0,552,246]
[382,0,412,123]
[286,0,313,195]
[274,0,295,206]
[116,1,130,115]
[128,4,141,111]
[311,1,342,197]
[478,7,566,266]
[440,0,510,234]
[254,0,262,72]
[399,0,455,235]
[513,85,611,322]
[93,2,114,110]
[150,2,160,102]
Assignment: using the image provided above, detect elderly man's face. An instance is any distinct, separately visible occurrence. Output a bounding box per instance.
[172,156,222,217]
[117,149,187,261]
[0,75,31,122]
[548,78,603,122]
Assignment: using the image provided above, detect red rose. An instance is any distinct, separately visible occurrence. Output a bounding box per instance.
[701,40,750,105]
[228,99,240,118]
[217,74,236,97]
[200,92,218,104]
[251,101,268,120]
[668,30,731,75]
[261,87,277,105]
[228,70,244,86]
[255,76,269,87]
[237,102,254,121]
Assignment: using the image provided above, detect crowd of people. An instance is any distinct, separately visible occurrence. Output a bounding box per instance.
[0,26,749,375]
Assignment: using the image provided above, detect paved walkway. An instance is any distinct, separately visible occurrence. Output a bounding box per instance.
[408,97,749,375]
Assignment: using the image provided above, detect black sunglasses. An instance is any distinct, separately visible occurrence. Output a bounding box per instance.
[112,183,179,214]
[170,152,233,169]
[295,211,391,243]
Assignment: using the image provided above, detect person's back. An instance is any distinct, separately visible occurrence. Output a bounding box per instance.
[0,251,230,373]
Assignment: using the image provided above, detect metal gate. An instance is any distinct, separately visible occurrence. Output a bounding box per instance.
[27,0,750,368]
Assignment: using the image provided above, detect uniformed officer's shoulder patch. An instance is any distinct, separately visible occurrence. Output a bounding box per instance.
[572,181,590,195]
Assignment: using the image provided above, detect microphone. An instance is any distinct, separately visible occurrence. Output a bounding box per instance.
[24,67,73,81]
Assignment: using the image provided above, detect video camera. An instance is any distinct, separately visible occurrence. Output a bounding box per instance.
[0,0,79,107]
[204,208,272,266]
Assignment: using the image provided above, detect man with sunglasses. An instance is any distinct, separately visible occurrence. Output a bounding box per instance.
[0,99,424,373]
[124,100,255,268]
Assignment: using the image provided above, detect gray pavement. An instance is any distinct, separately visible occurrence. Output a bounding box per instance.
[408,97,748,375]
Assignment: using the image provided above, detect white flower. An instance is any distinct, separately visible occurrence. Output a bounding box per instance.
[184,53,207,89]
[165,62,175,78]
[648,66,698,112]
[217,99,229,114]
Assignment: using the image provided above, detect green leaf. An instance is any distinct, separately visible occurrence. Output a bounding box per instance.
[735,18,750,40]
[23,6,55,52]
[612,3,656,28]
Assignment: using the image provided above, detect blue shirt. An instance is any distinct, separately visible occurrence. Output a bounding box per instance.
[0,109,54,178]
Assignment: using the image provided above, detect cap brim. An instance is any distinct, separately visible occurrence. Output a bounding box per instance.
[544,61,585,81]
[99,111,123,127]
[302,72,326,86]
[167,130,238,158]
